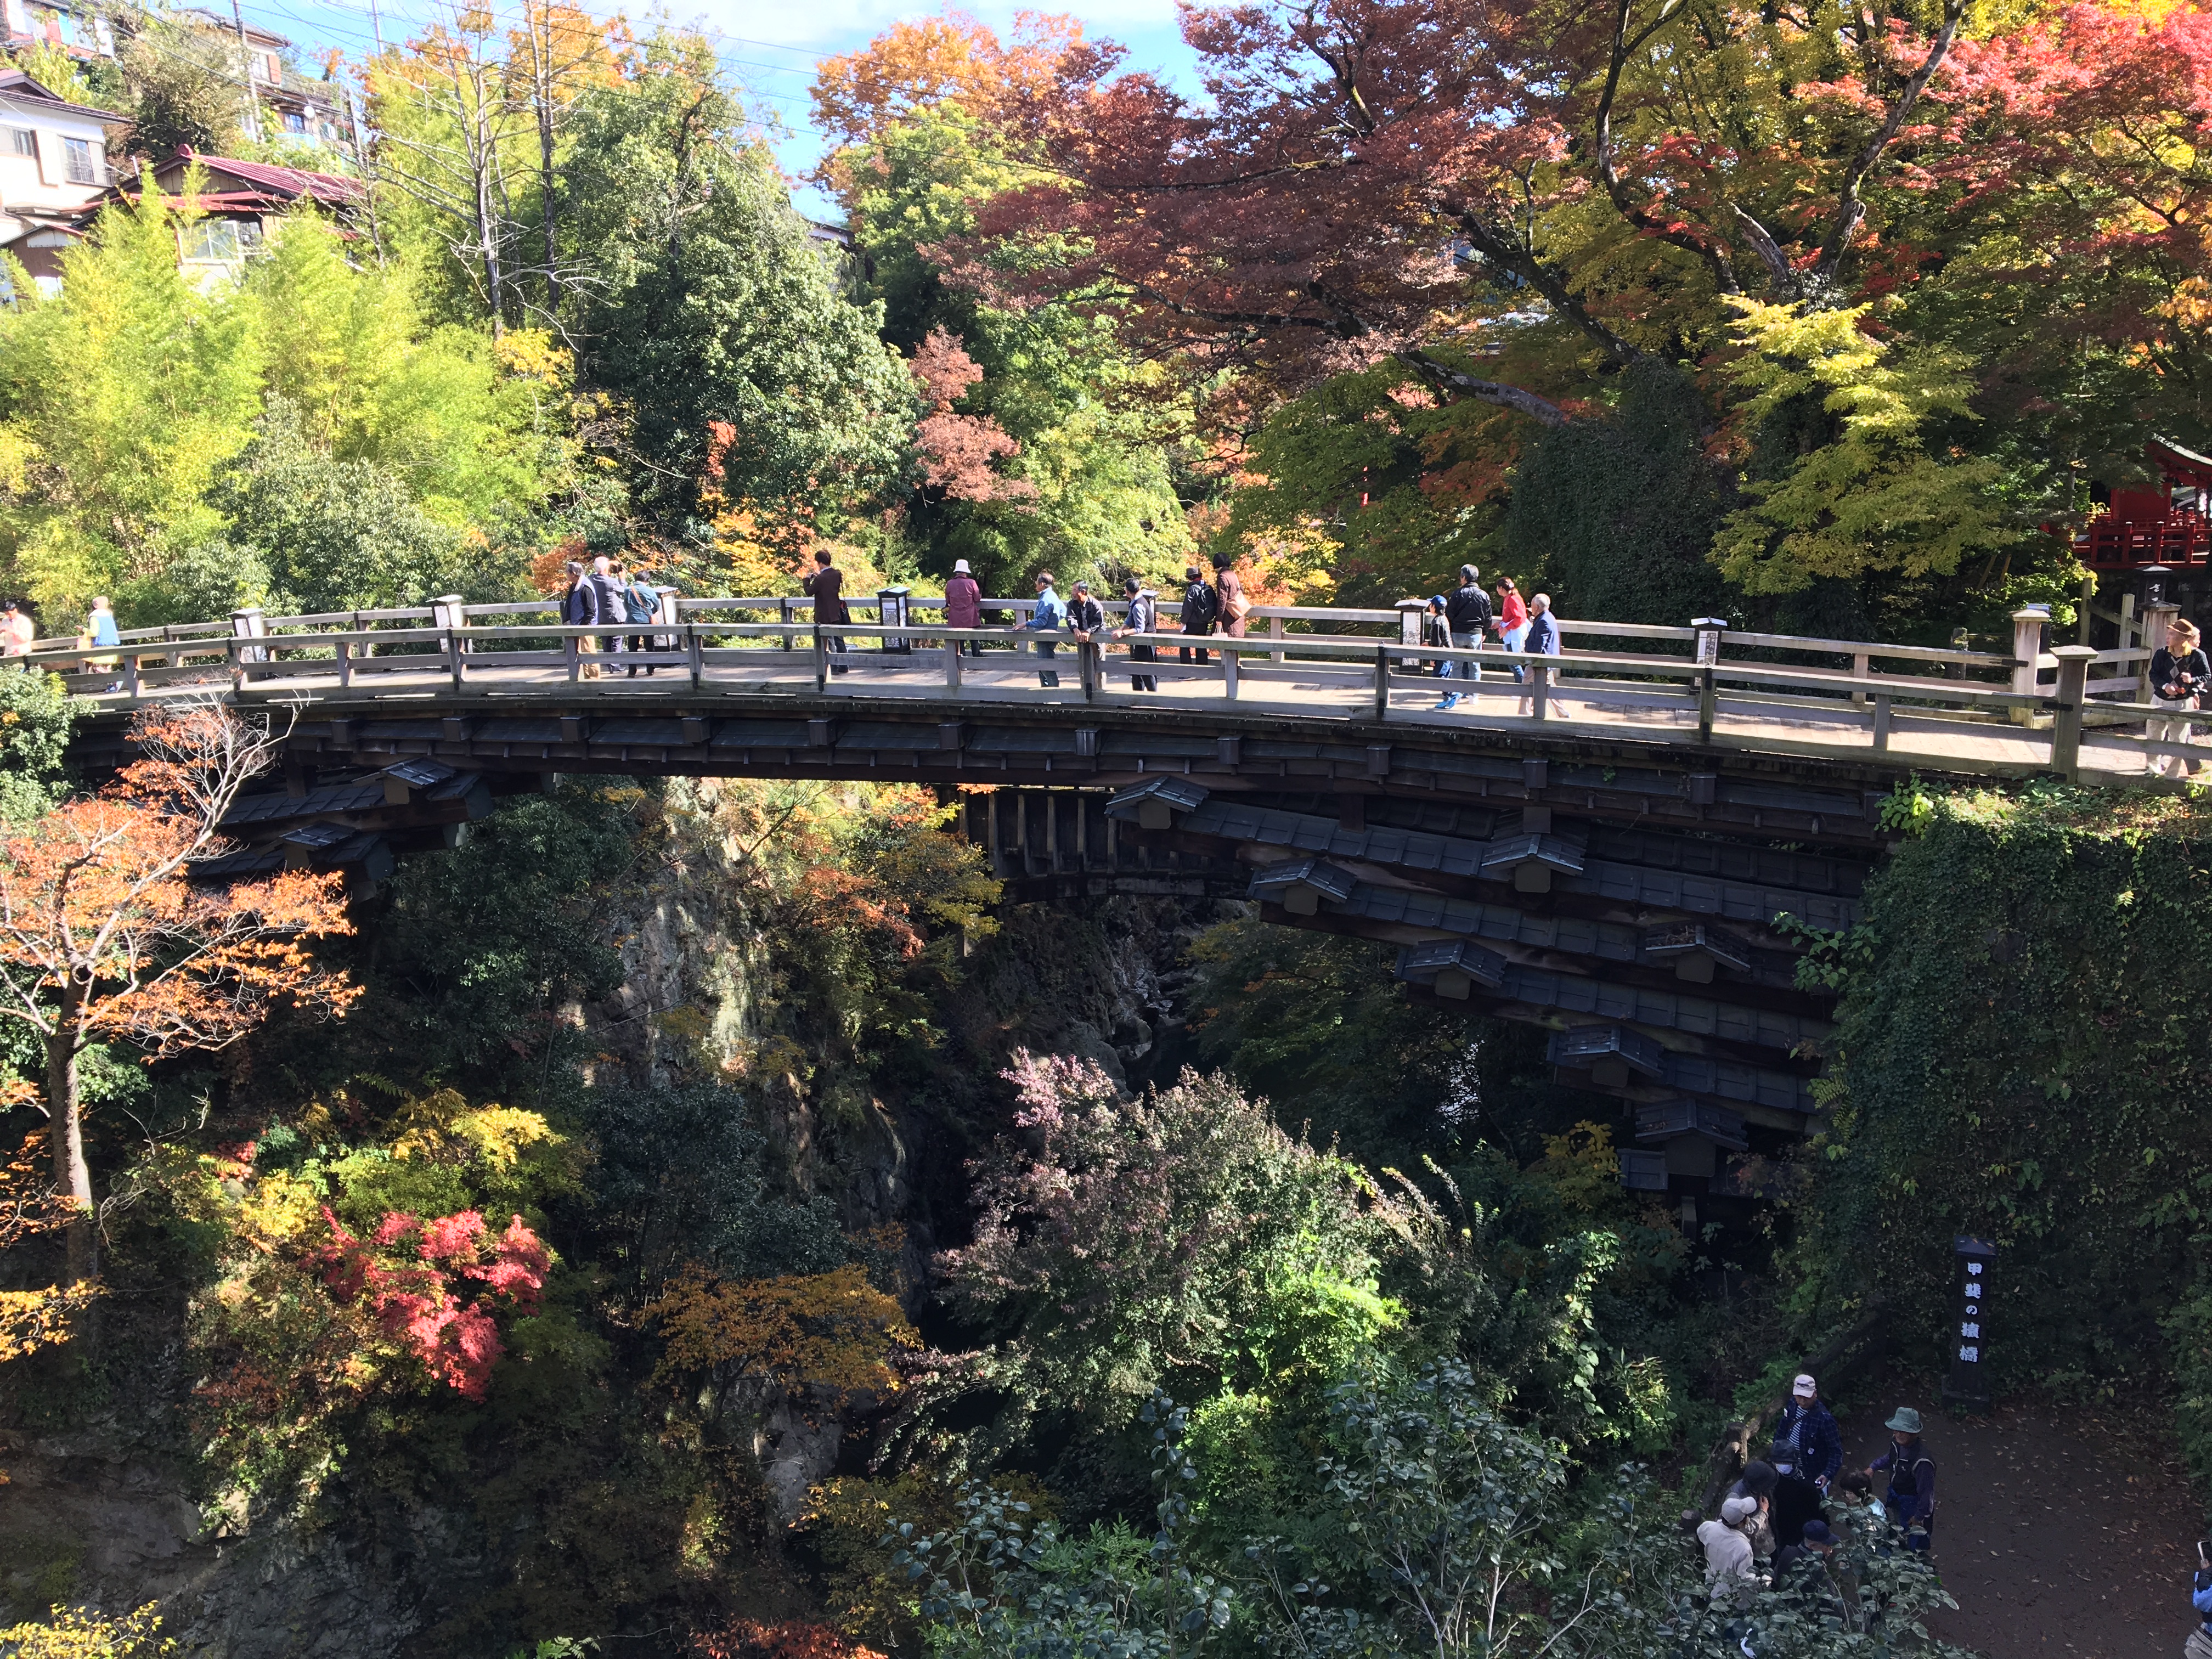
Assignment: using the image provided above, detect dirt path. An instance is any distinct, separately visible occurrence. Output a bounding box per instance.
[1836,1398,2202,1657]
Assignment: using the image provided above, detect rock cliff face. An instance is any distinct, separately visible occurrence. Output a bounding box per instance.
[0,782,1229,1653]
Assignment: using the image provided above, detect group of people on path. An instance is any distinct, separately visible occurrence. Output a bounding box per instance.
[1696,1378,1937,1621]
[563,555,668,679]
[1423,563,1563,719]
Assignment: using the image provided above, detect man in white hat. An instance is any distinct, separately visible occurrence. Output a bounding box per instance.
[1774,1371,1842,1491]
[1696,1494,1763,1606]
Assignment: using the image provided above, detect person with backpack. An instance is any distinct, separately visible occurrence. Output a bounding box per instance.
[612,557,662,678]
[1866,1407,1936,1554]
[1116,576,1159,691]
[562,558,602,680]
[1179,565,1218,665]
[1029,569,1066,687]
[1435,564,1493,712]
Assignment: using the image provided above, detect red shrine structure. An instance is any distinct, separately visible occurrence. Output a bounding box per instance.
[2078,436,2212,571]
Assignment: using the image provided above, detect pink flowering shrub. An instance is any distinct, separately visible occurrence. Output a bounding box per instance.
[312,1205,550,1398]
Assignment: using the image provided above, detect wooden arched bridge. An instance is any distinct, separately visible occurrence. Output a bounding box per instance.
[42,587,2202,1220]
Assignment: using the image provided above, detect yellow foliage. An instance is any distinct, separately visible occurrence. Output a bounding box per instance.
[648,1264,917,1402]
[0,1603,174,1657]
[387,1088,558,1170]
[1531,1122,1623,1214]
[225,1166,321,1245]
[0,1283,98,1362]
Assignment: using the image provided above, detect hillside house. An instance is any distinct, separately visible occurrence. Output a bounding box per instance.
[176,9,351,151]
[1,148,366,293]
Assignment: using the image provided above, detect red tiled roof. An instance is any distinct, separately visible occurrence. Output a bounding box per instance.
[163,148,368,204]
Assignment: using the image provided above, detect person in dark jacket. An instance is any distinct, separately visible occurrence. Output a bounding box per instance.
[1116,577,1159,691]
[562,559,602,679]
[612,556,660,677]
[1180,566,1218,664]
[802,549,849,674]
[588,555,628,669]
[1775,1373,1845,1490]
[945,558,984,654]
[1767,1437,1824,1555]
[1867,1407,1936,1553]
[1068,580,1106,638]
[1435,563,1494,710]
[2150,617,2208,778]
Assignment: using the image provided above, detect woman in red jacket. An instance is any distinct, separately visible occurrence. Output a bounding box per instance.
[945,558,984,655]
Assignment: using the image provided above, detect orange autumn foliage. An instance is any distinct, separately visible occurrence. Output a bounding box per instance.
[810,9,1084,152]
[648,1264,916,1403]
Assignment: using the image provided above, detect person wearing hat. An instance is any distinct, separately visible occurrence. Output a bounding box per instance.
[1773,1518,1855,1625]
[1867,1407,1936,1553]
[1775,1372,1843,1491]
[1728,1458,1779,1559]
[1178,565,1218,664]
[945,558,983,654]
[1696,1494,1763,1606]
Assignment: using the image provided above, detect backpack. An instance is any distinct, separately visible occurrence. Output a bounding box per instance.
[624,580,659,625]
[1184,580,1220,629]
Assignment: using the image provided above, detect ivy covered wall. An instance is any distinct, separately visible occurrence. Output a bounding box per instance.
[1792,786,2212,1409]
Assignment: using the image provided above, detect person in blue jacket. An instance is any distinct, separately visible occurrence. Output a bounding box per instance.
[1867,1406,1936,1553]
[1774,1373,1844,1490]
[2190,1541,2212,1659]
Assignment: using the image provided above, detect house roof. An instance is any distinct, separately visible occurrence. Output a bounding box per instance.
[0,70,129,125]
[156,149,368,204]
[177,7,290,48]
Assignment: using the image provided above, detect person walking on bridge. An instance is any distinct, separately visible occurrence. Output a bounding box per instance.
[614,557,660,678]
[1029,570,1066,687]
[588,556,628,673]
[803,549,850,675]
[1214,555,1250,640]
[1496,577,1528,683]
[1776,1373,1844,1491]
[1516,594,1570,719]
[1180,566,1218,664]
[1435,565,1492,712]
[1116,577,1159,691]
[1867,1407,1936,1554]
[945,559,983,655]
[2150,617,2208,779]
[562,560,602,679]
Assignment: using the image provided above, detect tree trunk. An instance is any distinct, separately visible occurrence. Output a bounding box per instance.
[538,92,558,315]
[44,1031,90,1286]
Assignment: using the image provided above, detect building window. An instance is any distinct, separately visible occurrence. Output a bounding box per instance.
[283,110,307,133]
[60,137,94,184]
[9,130,33,159]
[184,218,265,263]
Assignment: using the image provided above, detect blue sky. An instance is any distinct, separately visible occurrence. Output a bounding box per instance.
[241,0,1204,216]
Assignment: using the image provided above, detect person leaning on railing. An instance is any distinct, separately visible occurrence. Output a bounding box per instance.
[1115,577,1158,692]
[2150,618,2208,780]
[1515,594,1570,720]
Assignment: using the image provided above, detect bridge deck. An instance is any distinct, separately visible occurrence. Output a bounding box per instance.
[173,646,2174,782]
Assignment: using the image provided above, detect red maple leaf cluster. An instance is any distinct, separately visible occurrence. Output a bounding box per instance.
[311,1205,550,1400]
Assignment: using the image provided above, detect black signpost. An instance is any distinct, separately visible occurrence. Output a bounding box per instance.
[1943,1235,1997,1412]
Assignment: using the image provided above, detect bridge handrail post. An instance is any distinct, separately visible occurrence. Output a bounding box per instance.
[336,637,353,691]
[1222,641,1239,701]
[1696,666,1716,743]
[780,597,794,652]
[1373,645,1390,721]
[687,624,703,691]
[2010,606,2051,726]
[2050,644,2097,781]
[1080,638,1099,702]
[566,630,582,682]
[227,635,245,693]
[814,620,828,692]
[1271,615,1285,663]
[1533,660,1549,721]
[945,632,963,691]
[1872,692,1892,752]
[121,648,140,699]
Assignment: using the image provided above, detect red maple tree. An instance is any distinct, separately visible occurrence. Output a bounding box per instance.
[0,703,358,1283]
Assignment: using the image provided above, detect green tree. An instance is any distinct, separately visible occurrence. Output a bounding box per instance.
[565,35,912,543]
[0,173,261,619]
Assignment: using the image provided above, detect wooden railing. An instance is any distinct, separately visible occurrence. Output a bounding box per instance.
[22,595,2208,785]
